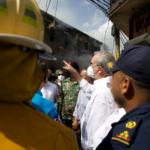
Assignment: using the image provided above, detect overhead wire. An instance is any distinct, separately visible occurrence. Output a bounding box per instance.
[86,1,127,53]
[87,0,108,17]
[55,0,59,18]
[102,0,110,5]
[44,0,52,31]
[45,0,51,13]
[45,0,59,17]
[45,0,49,10]
[86,0,115,17]
[97,0,109,7]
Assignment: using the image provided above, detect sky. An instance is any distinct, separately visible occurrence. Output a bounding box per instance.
[35,0,126,53]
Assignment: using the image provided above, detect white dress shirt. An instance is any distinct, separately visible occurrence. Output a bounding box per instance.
[73,89,92,121]
[93,108,126,150]
[80,78,96,94]
[81,76,118,150]
[41,81,59,104]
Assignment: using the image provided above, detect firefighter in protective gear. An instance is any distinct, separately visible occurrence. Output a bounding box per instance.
[0,0,78,150]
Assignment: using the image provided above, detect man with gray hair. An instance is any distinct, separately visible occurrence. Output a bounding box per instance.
[63,51,118,150]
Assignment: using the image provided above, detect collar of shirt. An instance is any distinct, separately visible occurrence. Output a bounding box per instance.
[94,76,112,87]
[45,81,51,87]
[115,102,150,124]
[92,76,112,91]
[43,81,56,89]
[114,108,126,115]
[64,77,78,85]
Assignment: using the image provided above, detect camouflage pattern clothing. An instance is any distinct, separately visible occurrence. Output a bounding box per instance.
[57,78,80,120]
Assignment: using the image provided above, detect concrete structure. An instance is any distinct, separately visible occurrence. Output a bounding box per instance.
[40,10,102,72]
[108,0,150,47]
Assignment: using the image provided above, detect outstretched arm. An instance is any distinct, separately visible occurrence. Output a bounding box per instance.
[63,60,94,93]
[63,60,83,84]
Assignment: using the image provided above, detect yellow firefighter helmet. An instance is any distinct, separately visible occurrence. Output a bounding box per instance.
[0,0,52,55]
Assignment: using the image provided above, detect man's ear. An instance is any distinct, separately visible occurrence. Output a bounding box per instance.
[98,66,103,74]
[121,78,131,94]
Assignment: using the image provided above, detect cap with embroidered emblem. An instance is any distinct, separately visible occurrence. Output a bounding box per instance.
[104,45,150,84]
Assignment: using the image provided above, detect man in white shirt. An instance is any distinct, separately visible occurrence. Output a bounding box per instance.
[93,106,125,150]
[72,68,94,131]
[41,79,59,104]
[72,68,94,149]
[81,76,117,150]
[93,81,126,150]
[63,51,117,150]
[73,68,94,121]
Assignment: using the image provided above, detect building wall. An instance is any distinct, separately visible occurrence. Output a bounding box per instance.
[130,6,150,39]
[41,11,102,72]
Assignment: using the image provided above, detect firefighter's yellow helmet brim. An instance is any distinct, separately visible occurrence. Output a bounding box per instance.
[0,0,54,57]
[0,34,52,53]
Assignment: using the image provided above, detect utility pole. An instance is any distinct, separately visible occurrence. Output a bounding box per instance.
[100,45,103,51]
[114,25,120,61]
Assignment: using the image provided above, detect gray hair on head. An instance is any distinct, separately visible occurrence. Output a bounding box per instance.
[94,51,115,67]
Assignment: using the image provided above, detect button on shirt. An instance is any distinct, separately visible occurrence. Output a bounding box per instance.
[73,88,92,121]
[93,108,125,150]
[41,81,59,104]
[81,76,118,150]
[96,102,150,150]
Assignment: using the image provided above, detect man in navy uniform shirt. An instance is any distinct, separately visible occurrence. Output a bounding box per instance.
[96,45,150,150]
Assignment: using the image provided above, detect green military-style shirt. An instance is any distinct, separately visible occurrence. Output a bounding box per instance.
[57,78,80,120]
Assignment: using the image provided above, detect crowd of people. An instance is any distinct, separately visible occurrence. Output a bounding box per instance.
[1,0,150,150]
[31,52,124,150]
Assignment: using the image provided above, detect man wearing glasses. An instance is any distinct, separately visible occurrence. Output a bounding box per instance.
[57,62,80,129]
[55,70,66,87]
[63,51,117,150]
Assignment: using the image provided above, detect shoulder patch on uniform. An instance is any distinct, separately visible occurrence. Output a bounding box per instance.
[111,116,141,146]
[126,121,136,129]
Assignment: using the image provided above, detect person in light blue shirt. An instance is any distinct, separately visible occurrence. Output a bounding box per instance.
[31,59,62,123]
[31,90,62,123]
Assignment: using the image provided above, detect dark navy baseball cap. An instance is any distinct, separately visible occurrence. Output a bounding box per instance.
[104,45,150,84]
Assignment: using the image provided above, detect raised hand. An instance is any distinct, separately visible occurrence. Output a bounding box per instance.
[63,60,77,74]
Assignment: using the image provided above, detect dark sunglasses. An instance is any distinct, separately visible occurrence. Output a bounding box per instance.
[58,74,64,76]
